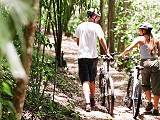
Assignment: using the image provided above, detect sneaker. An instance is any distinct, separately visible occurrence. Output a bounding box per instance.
[86,103,91,112]
[152,109,159,116]
[145,102,153,111]
[90,98,95,108]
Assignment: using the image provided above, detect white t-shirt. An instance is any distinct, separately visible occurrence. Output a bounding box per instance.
[75,22,104,58]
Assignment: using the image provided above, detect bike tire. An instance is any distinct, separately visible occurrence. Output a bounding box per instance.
[132,83,142,119]
[124,76,133,109]
[99,72,104,89]
[106,77,114,116]
[99,73,106,106]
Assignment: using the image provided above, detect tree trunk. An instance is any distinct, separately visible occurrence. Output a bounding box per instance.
[63,0,74,32]
[52,0,63,67]
[13,0,39,119]
[46,0,52,35]
[107,0,115,53]
[99,0,105,55]
[116,1,131,53]
[100,0,105,31]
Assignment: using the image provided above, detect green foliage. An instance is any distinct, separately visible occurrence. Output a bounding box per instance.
[67,15,82,34]
[21,30,81,119]
[39,99,79,120]
[2,82,12,97]
[114,0,160,48]
[0,58,16,119]
[24,95,80,120]
[0,0,34,47]
[0,0,35,117]
[67,0,101,34]
[113,0,160,70]
[24,42,80,119]
[130,0,160,38]
[117,52,140,72]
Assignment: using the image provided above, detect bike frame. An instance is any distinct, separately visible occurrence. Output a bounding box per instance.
[100,56,111,82]
[130,65,143,118]
[132,66,141,100]
[99,55,115,116]
[123,57,143,119]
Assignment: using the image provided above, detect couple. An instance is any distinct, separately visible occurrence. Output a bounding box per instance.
[75,8,160,115]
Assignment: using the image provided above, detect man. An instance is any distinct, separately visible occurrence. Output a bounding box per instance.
[75,8,110,112]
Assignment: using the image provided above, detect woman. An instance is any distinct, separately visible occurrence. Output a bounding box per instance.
[120,22,160,115]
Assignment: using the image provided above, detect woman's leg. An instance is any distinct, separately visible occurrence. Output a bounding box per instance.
[151,69,160,115]
[145,90,152,102]
[141,66,153,111]
[153,95,160,110]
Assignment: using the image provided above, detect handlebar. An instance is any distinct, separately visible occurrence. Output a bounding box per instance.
[136,65,144,70]
[99,52,118,62]
[121,56,135,61]
[121,56,139,63]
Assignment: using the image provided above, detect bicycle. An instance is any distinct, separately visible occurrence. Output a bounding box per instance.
[98,53,116,116]
[123,57,144,119]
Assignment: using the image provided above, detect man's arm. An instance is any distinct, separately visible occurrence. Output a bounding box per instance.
[99,37,108,54]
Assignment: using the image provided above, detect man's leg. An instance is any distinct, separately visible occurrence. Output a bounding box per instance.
[90,81,95,97]
[88,58,97,108]
[90,81,95,107]
[83,81,90,104]
[78,58,91,111]
[82,81,91,112]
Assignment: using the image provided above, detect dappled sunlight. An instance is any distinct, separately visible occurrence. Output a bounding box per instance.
[75,107,113,120]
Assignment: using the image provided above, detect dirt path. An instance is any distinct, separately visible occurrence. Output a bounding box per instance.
[49,35,160,120]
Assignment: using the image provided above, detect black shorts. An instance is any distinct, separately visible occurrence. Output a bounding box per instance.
[78,58,98,84]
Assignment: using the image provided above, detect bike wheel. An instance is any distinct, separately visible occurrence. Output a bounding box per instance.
[100,78,106,106]
[124,76,133,109]
[132,83,142,119]
[99,73,106,106]
[106,77,114,116]
[99,72,104,89]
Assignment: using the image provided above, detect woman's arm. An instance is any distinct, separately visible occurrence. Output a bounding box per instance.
[156,39,160,57]
[120,37,140,57]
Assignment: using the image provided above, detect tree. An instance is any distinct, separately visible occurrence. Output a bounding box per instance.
[99,0,106,54]
[0,0,38,119]
[115,0,132,53]
[107,0,115,53]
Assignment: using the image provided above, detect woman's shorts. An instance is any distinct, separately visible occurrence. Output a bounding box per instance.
[140,59,160,96]
[78,58,98,84]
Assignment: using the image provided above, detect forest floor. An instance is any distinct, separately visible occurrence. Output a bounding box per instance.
[47,35,160,120]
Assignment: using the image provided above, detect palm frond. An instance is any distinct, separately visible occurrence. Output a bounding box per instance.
[1,0,34,25]
[0,0,35,47]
